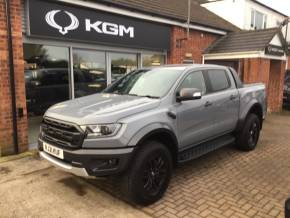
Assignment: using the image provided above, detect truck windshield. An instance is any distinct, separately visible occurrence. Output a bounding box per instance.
[104,68,183,98]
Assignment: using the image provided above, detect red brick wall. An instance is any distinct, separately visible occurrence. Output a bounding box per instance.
[167,26,218,64]
[268,60,286,112]
[0,0,27,155]
[241,58,285,112]
[242,58,270,87]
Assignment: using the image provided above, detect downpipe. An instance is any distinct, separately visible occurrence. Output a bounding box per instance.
[4,0,19,154]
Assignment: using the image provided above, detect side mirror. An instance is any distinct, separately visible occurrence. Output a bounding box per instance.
[176,88,202,102]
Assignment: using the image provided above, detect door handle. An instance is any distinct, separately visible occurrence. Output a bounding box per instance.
[204,101,212,107]
[230,95,237,100]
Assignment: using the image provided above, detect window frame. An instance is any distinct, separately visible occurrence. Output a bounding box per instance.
[203,69,231,94]
[250,9,267,30]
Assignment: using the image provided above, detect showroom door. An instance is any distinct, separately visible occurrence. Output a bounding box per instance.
[72,49,107,98]
[109,52,138,83]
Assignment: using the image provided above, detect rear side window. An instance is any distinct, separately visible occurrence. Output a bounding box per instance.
[207,69,230,92]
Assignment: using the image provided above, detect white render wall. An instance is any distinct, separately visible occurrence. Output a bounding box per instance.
[202,0,246,29]
[202,0,285,30]
[244,0,285,29]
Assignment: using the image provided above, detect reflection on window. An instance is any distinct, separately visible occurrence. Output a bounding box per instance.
[111,53,137,82]
[23,44,70,115]
[23,44,70,144]
[73,49,106,98]
[142,54,166,67]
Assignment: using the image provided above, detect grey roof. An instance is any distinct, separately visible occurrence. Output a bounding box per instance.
[96,0,239,32]
[204,28,280,54]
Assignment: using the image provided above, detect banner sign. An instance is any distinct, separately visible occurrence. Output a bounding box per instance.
[28,0,171,50]
[265,45,285,56]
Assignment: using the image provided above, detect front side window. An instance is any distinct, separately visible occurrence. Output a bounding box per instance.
[104,68,183,98]
[178,71,206,94]
[207,69,230,92]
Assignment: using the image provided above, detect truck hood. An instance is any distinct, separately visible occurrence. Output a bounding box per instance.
[44,93,160,125]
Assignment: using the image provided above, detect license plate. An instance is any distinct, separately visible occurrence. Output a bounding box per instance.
[43,142,64,159]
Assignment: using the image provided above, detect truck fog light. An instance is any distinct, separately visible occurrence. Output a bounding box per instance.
[91,158,119,172]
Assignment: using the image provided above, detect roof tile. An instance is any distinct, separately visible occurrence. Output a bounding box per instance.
[96,0,239,32]
[204,28,280,53]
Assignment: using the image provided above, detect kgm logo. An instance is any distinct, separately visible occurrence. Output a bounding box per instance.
[45,10,79,35]
[45,10,135,38]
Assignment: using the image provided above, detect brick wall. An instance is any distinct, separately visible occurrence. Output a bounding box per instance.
[268,60,286,112]
[241,58,285,112]
[167,26,218,64]
[0,0,27,156]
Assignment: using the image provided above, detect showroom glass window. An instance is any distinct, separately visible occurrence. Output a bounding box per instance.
[142,54,166,67]
[73,49,106,98]
[23,44,70,144]
[110,53,138,82]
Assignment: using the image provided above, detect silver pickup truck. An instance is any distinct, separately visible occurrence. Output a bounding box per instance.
[38,64,266,205]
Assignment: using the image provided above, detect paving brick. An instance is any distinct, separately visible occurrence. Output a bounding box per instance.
[90,113,290,218]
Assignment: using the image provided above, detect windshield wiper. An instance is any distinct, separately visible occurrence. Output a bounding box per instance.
[138,95,160,99]
[125,94,159,99]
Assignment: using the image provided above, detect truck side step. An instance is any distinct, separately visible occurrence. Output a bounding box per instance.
[177,134,235,163]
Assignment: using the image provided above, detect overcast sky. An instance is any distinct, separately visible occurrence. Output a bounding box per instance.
[257,0,290,16]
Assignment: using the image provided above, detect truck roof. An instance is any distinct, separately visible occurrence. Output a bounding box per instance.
[142,64,228,71]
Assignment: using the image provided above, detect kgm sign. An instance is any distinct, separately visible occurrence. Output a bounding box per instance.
[45,10,134,38]
[28,0,170,50]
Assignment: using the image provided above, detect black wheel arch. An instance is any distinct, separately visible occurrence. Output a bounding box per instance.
[136,128,178,165]
[236,103,264,133]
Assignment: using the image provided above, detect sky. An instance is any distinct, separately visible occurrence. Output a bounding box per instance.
[257,0,290,16]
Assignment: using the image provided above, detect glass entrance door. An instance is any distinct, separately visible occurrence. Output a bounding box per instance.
[110,53,138,83]
[72,49,107,98]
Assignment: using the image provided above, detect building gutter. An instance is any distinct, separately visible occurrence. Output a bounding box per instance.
[58,0,227,35]
[5,0,19,154]
[203,51,287,61]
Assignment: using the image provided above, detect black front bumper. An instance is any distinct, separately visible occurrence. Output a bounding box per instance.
[38,139,134,177]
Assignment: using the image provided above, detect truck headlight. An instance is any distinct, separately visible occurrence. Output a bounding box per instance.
[82,124,122,138]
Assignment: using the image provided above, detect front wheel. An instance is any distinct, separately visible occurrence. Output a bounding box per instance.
[122,141,173,206]
[236,113,261,151]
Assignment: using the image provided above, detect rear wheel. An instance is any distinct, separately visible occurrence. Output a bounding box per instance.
[122,141,173,205]
[236,113,261,151]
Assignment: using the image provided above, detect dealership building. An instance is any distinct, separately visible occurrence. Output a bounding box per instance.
[0,0,287,155]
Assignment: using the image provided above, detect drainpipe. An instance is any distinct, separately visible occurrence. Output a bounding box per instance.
[5,0,19,154]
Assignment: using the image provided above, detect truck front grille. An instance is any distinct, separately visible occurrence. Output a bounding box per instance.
[41,117,85,149]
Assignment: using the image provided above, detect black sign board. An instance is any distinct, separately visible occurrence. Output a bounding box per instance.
[27,0,170,50]
[265,45,284,56]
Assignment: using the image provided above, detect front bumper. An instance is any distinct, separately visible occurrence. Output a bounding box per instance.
[38,139,134,177]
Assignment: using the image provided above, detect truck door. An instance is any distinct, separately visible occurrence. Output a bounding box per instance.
[204,69,239,137]
[175,70,215,148]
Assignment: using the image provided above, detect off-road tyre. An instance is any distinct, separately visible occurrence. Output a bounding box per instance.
[236,113,261,151]
[121,141,173,206]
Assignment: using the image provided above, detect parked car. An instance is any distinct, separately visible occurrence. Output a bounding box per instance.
[283,70,290,109]
[38,64,266,205]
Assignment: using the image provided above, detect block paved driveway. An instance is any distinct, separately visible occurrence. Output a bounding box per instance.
[1,112,290,218]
